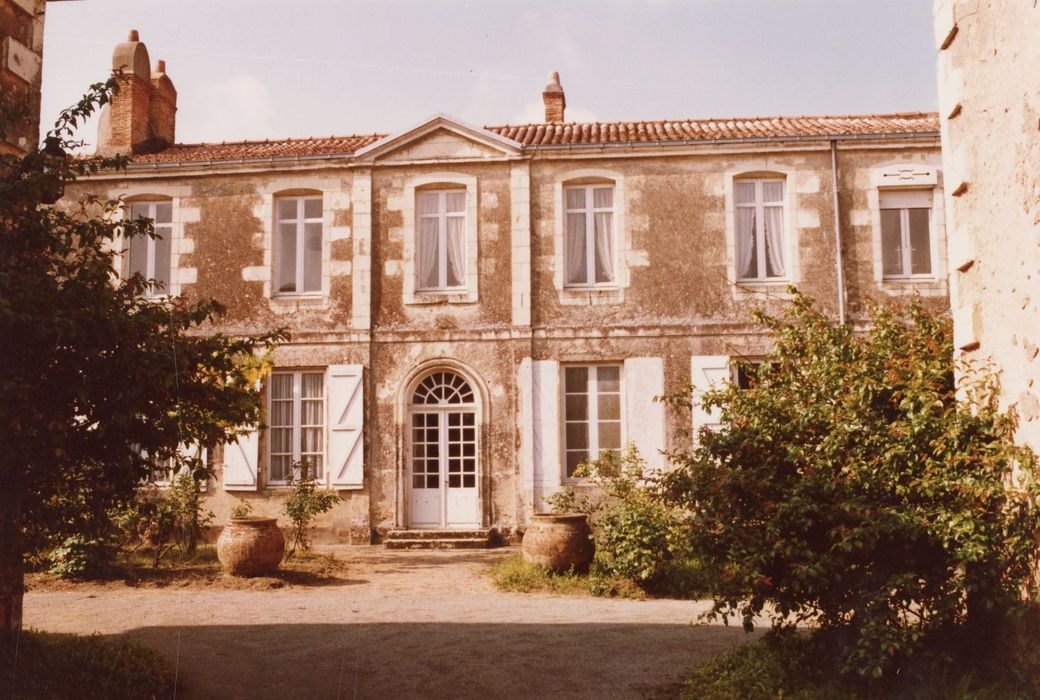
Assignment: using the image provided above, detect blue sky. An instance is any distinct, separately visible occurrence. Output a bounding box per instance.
[40,0,938,147]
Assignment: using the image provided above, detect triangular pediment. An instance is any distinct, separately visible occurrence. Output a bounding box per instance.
[354,114,522,164]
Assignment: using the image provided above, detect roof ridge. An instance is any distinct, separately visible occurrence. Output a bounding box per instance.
[165,133,389,149]
[483,111,939,131]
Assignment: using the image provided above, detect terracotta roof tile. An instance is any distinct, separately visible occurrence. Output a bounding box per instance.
[125,112,938,165]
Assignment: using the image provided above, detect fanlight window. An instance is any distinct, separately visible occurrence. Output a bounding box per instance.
[411,371,475,405]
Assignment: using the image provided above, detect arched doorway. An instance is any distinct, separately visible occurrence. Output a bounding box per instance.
[407,370,479,528]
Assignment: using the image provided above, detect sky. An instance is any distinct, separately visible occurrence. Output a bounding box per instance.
[40,0,939,148]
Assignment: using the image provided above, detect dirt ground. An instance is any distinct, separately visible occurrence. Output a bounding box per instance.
[22,546,755,699]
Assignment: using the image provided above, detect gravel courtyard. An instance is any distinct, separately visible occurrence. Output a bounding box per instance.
[22,547,753,699]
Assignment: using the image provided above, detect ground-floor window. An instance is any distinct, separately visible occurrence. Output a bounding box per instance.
[269,370,325,483]
[563,364,622,478]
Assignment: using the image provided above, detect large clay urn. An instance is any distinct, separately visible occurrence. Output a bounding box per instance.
[522,513,594,572]
[217,517,285,576]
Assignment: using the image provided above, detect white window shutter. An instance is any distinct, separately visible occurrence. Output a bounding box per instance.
[623,357,665,470]
[327,364,365,490]
[690,355,731,443]
[223,429,259,491]
[532,360,561,506]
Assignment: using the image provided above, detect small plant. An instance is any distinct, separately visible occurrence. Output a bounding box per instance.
[47,534,114,579]
[488,554,643,598]
[282,464,339,558]
[229,498,253,519]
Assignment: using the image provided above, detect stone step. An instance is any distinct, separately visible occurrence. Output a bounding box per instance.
[384,537,491,550]
[385,528,490,541]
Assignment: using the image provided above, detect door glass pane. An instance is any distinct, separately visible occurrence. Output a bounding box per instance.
[278,223,297,292]
[303,222,322,292]
[908,208,931,275]
[880,209,903,276]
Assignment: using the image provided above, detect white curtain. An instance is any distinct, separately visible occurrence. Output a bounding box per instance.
[764,206,785,277]
[417,193,440,288]
[446,215,465,286]
[594,212,614,283]
[565,212,587,284]
[736,208,755,278]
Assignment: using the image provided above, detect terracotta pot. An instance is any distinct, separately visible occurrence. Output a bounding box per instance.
[217,517,285,577]
[522,513,594,572]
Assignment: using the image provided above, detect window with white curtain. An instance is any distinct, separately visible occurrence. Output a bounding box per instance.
[879,189,933,278]
[563,365,622,478]
[564,184,615,286]
[275,195,323,295]
[126,200,173,296]
[417,189,466,291]
[735,179,786,281]
[269,371,325,483]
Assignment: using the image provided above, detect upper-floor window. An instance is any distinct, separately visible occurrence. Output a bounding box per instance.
[735,179,786,281]
[563,364,622,478]
[269,370,325,484]
[880,189,932,278]
[275,195,323,295]
[417,189,466,291]
[564,184,615,287]
[126,200,172,296]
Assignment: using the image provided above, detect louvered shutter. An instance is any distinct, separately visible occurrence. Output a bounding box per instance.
[623,357,665,470]
[327,364,365,490]
[690,355,731,443]
[223,428,259,491]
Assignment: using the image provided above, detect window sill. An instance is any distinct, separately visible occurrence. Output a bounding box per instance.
[406,289,478,305]
[878,277,947,296]
[269,293,329,311]
[557,286,625,306]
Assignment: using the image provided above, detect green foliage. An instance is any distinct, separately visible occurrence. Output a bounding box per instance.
[230,498,254,519]
[46,534,114,579]
[282,467,339,558]
[549,446,703,597]
[0,629,171,700]
[488,553,644,599]
[662,290,1040,680]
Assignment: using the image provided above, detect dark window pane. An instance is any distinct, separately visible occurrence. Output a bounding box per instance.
[565,394,588,421]
[598,422,621,450]
[596,366,620,393]
[566,451,585,478]
[565,366,588,394]
[908,208,931,275]
[463,474,475,488]
[880,209,903,276]
[566,422,589,450]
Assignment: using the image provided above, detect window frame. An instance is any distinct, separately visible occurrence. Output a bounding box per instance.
[126,199,174,298]
[562,183,617,289]
[562,363,624,481]
[273,194,324,297]
[267,369,326,486]
[879,191,935,280]
[415,188,468,293]
[734,178,787,283]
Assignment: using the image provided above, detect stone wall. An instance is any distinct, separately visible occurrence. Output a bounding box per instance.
[0,0,45,156]
[934,1,1040,451]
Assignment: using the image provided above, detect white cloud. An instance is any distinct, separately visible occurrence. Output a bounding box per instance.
[511,100,598,125]
[190,74,274,142]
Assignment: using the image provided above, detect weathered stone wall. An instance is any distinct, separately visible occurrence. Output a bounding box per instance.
[934,1,1040,451]
[0,0,45,156]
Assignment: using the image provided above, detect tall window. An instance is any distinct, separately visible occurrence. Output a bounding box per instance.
[126,200,172,296]
[275,195,323,294]
[563,365,622,478]
[880,189,932,278]
[269,371,324,483]
[735,179,785,281]
[564,184,615,286]
[417,189,466,290]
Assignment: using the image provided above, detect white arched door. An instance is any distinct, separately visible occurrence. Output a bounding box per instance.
[408,371,479,528]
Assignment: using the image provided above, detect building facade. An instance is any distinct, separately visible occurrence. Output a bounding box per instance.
[69,34,947,542]
[934,1,1040,453]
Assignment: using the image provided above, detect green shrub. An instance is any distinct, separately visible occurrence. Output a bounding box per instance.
[282,466,339,557]
[0,629,172,699]
[229,498,253,518]
[488,553,643,598]
[662,291,1040,681]
[46,534,114,578]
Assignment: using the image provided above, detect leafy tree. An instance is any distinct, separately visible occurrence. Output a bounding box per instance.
[0,79,285,644]
[662,291,1040,681]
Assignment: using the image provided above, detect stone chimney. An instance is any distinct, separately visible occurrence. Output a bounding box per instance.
[542,71,565,123]
[97,30,176,155]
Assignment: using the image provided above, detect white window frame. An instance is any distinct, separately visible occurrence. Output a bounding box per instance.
[735,178,787,282]
[267,370,326,486]
[879,191,935,280]
[562,364,624,481]
[415,188,467,292]
[563,184,616,289]
[127,200,174,298]
[274,195,324,297]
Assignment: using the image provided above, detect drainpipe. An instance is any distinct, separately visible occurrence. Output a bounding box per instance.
[830,140,847,325]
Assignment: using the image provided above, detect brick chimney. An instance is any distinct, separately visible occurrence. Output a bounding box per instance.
[97,30,176,155]
[542,71,565,123]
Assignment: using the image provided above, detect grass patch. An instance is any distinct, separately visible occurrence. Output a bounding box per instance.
[488,553,644,598]
[682,631,1040,700]
[1,629,171,700]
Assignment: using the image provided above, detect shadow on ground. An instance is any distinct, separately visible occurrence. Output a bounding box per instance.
[114,622,750,699]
